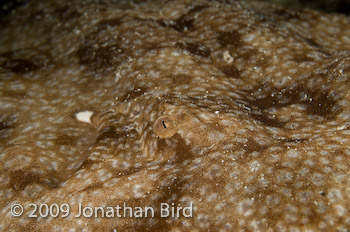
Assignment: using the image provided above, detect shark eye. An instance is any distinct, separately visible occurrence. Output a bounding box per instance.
[153,115,177,138]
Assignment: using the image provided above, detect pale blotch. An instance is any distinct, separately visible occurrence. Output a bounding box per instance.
[223,51,233,63]
[153,115,177,138]
[75,111,93,124]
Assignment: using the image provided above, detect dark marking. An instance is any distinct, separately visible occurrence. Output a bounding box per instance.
[241,85,339,126]
[158,134,194,165]
[273,8,299,19]
[242,138,267,153]
[112,167,141,177]
[278,138,307,143]
[96,18,121,28]
[157,4,207,33]
[292,54,315,63]
[219,65,241,78]
[55,5,79,22]
[8,170,57,191]
[80,159,94,169]
[1,58,38,74]
[162,121,167,129]
[157,19,167,27]
[301,37,321,49]
[76,41,123,75]
[171,17,195,32]
[0,116,16,141]
[158,17,194,32]
[218,31,242,47]
[95,126,120,144]
[176,42,211,57]
[158,15,196,33]
[0,121,11,130]
[55,135,78,146]
[9,171,41,191]
[250,112,286,128]
[171,74,192,85]
[2,90,27,98]
[305,90,338,118]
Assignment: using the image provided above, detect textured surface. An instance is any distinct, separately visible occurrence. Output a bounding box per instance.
[1,0,350,231]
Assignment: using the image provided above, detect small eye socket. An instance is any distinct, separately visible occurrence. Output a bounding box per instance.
[153,116,177,138]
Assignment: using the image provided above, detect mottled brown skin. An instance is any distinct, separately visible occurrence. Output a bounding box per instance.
[0,0,350,231]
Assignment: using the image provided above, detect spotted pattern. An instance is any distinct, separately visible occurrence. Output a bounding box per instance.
[0,0,350,231]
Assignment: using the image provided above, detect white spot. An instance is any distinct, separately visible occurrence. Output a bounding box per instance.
[133,184,144,198]
[250,160,261,172]
[335,205,346,216]
[287,149,299,158]
[75,111,93,124]
[311,173,325,186]
[237,199,254,216]
[327,189,343,203]
[223,51,233,63]
[207,194,217,202]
